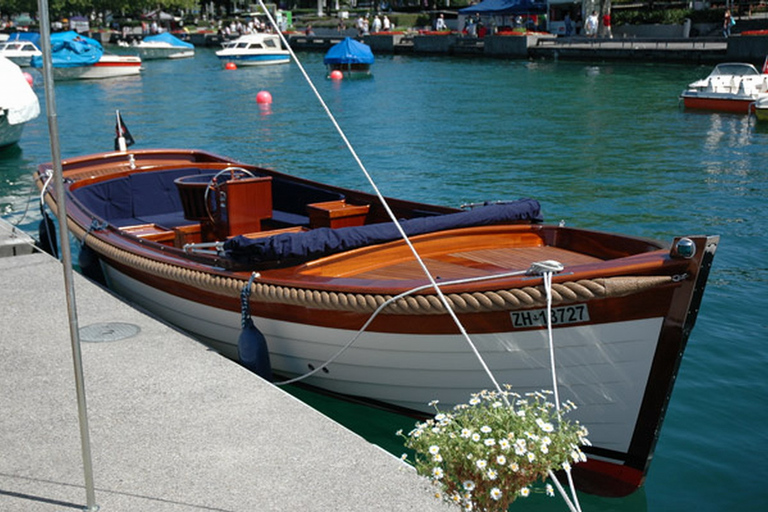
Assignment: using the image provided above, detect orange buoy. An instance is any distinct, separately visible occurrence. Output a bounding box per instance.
[22,72,34,87]
[224,62,237,70]
[330,70,343,80]
[256,90,273,104]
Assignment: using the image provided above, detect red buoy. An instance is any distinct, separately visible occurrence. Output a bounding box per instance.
[330,70,343,80]
[224,62,237,70]
[256,90,273,104]
[22,72,34,87]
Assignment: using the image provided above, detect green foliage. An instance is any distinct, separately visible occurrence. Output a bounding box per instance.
[400,387,589,512]
[612,7,726,26]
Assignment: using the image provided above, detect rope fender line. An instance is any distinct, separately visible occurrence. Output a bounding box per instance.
[70,221,674,315]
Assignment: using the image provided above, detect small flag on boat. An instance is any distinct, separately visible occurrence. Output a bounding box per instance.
[114,110,135,151]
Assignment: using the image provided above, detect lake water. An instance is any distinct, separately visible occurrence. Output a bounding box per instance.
[2,47,766,511]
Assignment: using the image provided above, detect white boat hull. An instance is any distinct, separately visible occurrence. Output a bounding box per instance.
[52,55,142,80]
[104,263,661,457]
[0,115,25,148]
[215,51,290,66]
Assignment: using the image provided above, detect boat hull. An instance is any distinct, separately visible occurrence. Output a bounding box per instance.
[0,115,25,148]
[681,93,758,114]
[215,52,290,66]
[137,46,194,60]
[52,56,142,80]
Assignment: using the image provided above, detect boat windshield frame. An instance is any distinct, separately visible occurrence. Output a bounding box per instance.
[710,63,760,77]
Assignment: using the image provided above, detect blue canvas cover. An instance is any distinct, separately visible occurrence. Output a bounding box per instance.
[30,31,103,68]
[8,32,41,48]
[323,37,374,65]
[459,0,545,15]
[142,32,194,49]
[222,200,542,266]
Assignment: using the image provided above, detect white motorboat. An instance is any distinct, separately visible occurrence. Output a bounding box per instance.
[216,33,289,66]
[135,33,195,60]
[0,56,40,148]
[0,33,42,67]
[680,61,768,114]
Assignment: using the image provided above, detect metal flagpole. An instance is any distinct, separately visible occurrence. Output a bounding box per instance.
[35,1,99,510]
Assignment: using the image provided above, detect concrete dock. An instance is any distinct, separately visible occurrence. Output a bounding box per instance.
[0,221,452,511]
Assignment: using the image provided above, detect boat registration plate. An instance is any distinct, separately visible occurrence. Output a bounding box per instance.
[510,304,590,328]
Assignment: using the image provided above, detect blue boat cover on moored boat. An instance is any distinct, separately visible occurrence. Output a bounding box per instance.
[30,31,103,68]
[222,200,542,265]
[323,37,374,65]
[142,32,194,49]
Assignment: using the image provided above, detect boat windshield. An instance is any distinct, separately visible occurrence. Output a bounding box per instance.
[711,63,760,77]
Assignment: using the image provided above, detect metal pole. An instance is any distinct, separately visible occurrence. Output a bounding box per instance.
[35,2,99,510]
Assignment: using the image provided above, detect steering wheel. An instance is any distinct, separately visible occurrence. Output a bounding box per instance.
[204,166,257,225]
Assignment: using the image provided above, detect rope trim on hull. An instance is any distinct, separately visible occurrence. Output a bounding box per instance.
[71,220,673,315]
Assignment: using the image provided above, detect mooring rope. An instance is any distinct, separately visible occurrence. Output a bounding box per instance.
[538,263,583,512]
[257,0,506,396]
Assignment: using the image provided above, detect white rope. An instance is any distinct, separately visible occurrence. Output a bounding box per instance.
[258,0,505,397]
[540,264,583,512]
[257,13,585,509]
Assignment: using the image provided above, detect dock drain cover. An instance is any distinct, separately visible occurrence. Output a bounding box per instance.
[79,322,141,343]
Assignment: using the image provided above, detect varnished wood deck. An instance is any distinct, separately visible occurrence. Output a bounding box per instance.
[342,246,603,281]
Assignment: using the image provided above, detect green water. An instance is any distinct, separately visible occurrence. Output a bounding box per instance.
[2,48,766,511]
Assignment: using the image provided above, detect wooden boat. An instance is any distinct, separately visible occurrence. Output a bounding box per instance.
[35,147,717,497]
[680,61,768,114]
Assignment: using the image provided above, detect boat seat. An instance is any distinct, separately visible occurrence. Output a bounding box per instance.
[270,177,345,227]
[72,167,206,228]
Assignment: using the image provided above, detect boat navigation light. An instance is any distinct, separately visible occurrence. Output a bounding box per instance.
[673,237,696,259]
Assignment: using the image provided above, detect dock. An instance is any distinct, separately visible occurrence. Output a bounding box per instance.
[0,219,451,511]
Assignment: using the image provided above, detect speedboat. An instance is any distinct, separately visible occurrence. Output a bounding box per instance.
[30,31,141,80]
[323,37,374,78]
[0,56,40,148]
[0,33,42,67]
[35,146,718,497]
[215,33,289,66]
[680,61,768,114]
[135,32,195,60]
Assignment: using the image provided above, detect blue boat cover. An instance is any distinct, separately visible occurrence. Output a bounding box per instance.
[142,32,194,49]
[323,37,374,65]
[7,32,41,48]
[459,0,546,15]
[30,31,103,68]
[222,200,542,265]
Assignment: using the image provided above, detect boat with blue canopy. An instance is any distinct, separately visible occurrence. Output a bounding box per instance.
[30,31,141,80]
[323,37,374,78]
[135,32,195,60]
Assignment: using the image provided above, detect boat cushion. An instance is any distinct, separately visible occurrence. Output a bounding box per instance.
[222,199,543,266]
[73,167,204,227]
[129,167,203,226]
[72,176,134,226]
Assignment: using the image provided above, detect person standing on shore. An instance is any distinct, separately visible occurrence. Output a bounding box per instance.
[723,9,733,37]
[585,11,598,37]
[602,11,612,38]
